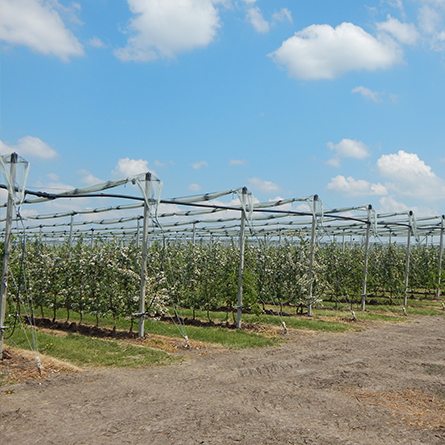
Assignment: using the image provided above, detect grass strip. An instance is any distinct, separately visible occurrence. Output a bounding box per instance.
[6,327,176,368]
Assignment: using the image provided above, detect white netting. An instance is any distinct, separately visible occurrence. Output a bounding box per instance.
[0,153,30,207]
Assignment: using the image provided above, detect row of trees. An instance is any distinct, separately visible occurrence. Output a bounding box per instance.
[3,237,444,327]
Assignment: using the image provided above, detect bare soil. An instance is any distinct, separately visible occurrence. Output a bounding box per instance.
[1,316,445,444]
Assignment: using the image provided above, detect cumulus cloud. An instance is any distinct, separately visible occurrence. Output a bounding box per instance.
[376,150,445,199]
[78,169,104,185]
[0,0,84,61]
[188,183,201,192]
[190,161,209,169]
[378,196,411,213]
[413,1,445,50]
[352,86,382,102]
[272,8,292,24]
[418,5,442,35]
[269,22,403,80]
[246,5,292,33]
[248,177,280,193]
[88,37,106,48]
[112,157,150,177]
[327,139,370,166]
[0,136,58,159]
[327,175,388,197]
[376,15,420,45]
[115,0,222,62]
[246,7,270,33]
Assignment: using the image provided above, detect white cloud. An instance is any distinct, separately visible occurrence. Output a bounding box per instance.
[352,86,382,102]
[269,22,403,80]
[115,0,222,62]
[246,7,270,33]
[378,196,411,213]
[415,2,445,51]
[154,160,166,167]
[190,161,209,169]
[112,157,150,177]
[327,139,370,166]
[272,8,292,24]
[387,0,405,17]
[327,175,388,197]
[326,157,341,168]
[0,0,84,61]
[418,5,442,35]
[248,177,280,193]
[0,136,58,159]
[78,169,104,185]
[229,159,247,165]
[376,15,420,45]
[88,36,106,48]
[376,150,445,199]
[188,183,201,191]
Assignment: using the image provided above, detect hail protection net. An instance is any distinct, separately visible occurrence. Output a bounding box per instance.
[133,172,163,217]
[0,153,30,207]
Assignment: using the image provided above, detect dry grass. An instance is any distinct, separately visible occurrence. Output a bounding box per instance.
[350,389,445,429]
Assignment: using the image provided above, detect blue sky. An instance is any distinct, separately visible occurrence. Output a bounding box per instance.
[1,0,445,216]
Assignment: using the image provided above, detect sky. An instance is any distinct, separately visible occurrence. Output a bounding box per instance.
[1,0,445,217]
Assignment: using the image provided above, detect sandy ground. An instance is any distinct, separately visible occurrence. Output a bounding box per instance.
[1,316,445,445]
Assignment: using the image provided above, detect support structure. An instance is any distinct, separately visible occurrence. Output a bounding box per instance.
[0,153,17,358]
[138,173,151,338]
[403,211,413,307]
[436,215,445,299]
[236,187,247,329]
[361,205,372,311]
[307,195,318,316]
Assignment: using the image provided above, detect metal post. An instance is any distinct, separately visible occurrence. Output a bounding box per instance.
[361,205,372,311]
[436,216,444,299]
[138,173,151,338]
[307,195,318,317]
[136,218,140,249]
[404,211,413,307]
[236,187,247,329]
[0,153,17,358]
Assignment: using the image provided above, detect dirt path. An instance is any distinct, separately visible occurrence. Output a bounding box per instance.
[1,316,445,445]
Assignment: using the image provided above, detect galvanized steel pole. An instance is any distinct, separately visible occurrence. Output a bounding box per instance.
[307,195,318,317]
[0,153,18,358]
[436,215,444,299]
[236,187,247,329]
[360,205,372,311]
[403,211,413,307]
[138,173,151,338]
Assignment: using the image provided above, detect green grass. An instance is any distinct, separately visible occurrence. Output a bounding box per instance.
[5,297,443,376]
[5,327,176,368]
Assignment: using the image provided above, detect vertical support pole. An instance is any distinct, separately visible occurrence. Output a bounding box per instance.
[0,153,17,358]
[404,211,413,307]
[138,173,151,338]
[361,205,372,311]
[69,214,74,248]
[236,187,247,329]
[342,229,345,252]
[307,195,318,317]
[436,216,444,299]
[192,222,196,245]
[136,217,140,249]
[68,214,74,260]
